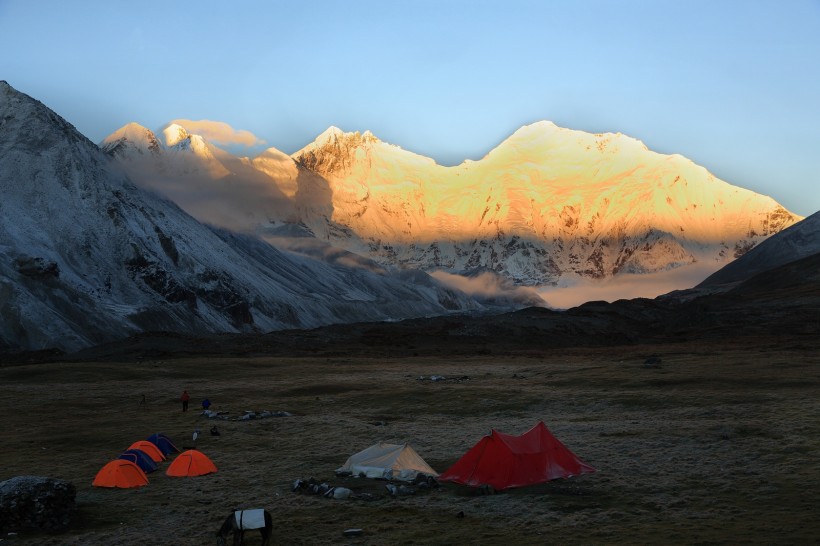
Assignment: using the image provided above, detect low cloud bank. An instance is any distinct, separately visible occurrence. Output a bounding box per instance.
[430,270,545,308]
[537,262,719,309]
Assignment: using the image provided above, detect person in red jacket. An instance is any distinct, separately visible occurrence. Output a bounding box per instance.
[181,390,190,412]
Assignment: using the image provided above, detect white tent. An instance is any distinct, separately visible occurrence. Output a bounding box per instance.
[336,442,438,481]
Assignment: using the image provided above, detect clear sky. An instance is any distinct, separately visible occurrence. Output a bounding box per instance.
[1,0,818,216]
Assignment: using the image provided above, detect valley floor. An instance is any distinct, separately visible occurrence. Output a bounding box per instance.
[1,337,819,544]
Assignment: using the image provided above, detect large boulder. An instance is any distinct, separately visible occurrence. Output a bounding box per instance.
[0,476,76,533]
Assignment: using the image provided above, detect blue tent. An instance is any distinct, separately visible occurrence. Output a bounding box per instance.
[119,449,159,473]
[147,433,180,456]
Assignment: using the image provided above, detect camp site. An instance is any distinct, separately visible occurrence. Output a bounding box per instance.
[1,340,819,544]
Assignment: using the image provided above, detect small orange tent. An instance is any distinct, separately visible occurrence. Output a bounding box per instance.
[92,460,149,488]
[166,450,217,477]
[128,440,165,462]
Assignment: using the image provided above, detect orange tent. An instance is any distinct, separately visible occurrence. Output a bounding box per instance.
[166,450,217,477]
[92,460,149,488]
[128,440,165,462]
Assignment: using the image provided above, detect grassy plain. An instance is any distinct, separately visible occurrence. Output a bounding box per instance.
[2,337,819,544]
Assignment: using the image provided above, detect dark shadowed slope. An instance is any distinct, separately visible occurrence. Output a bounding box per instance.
[698,210,820,288]
[43,243,820,365]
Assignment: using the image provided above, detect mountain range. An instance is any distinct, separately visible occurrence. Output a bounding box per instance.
[103,118,802,299]
[0,81,480,352]
[1,80,814,353]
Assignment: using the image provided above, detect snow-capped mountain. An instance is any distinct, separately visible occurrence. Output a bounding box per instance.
[100,121,164,160]
[105,120,801,293]
[0,81,479,352]
[291,122,801,285]
[102,122,302,232]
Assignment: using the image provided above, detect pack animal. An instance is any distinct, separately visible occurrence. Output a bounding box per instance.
[216,509,272,546]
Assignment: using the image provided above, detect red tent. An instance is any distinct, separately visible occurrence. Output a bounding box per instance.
[439,421,595,490]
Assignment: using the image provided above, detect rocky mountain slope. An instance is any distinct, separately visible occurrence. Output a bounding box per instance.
[0,81,479,352]
[105,121,801,291]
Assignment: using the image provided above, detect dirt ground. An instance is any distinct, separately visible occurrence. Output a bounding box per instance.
[2,336,819,545]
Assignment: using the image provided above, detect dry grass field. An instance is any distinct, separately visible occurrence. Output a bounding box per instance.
[2,336,820,545]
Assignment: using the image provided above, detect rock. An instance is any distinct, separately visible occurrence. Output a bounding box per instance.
[412,474,439,488]
[343,528,363,537]
[475,484,496,496]
[643,356,662,368]
[0,476,76,533]
[14,256,60,279]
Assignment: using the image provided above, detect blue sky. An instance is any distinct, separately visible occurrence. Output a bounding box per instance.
[1,0,818,215]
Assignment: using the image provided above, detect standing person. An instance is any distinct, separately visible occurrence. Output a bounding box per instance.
[181,390,190,412]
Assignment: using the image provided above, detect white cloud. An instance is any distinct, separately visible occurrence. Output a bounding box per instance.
[168,119,266,147]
